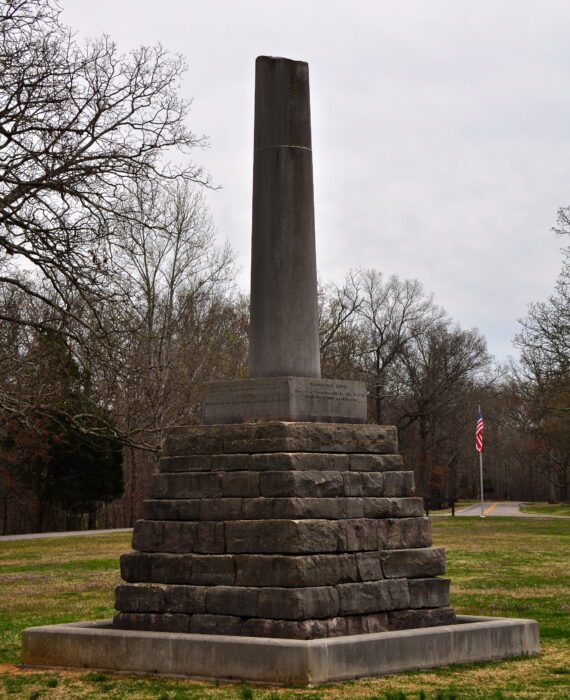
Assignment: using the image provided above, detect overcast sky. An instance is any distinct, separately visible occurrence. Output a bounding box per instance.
[63,0,570,363]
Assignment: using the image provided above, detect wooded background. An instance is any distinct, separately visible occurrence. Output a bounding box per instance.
[1,1,568,534]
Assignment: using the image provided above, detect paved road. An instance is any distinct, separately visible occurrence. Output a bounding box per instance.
[452,501,569,518]
[0,528,132,542]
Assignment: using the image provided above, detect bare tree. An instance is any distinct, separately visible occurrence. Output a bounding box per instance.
[0,0,208,335]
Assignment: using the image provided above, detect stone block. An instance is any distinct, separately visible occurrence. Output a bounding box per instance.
[225,519,338,554]
[190,614,243,636]
[241,497,350,520]
[120,552,192,584]
[113,612,192,633]
[241,617,333,640]
[150,472,223,499]
[202,377,367,424]
[345,472,385,496]
[163,422,398,456]
[382,471,415,496]
[132,520,163,551]
[387,607,457,630]
[222,472,260,497]
[235,553,358,587]
[355,552,384,581]
[165,585,208,614]
[211,452,351,472]
[260,471,345,497]
[337,579,410,615]
[114,583,167,613]
[206,586,259,617]
[378,517,432,550]
[337,519,379,551]
[199,499,244,521]
[133,521,226,554]
[257,586,339,620]
[190,555,236,585]
[408,578,450,609]
[363,497,424,519]
[142,500,202,521]
[159,455,213,472]
[120,552,236,586]
[381,547,446,579]
[343,613,388,635]
[349,454,404,471]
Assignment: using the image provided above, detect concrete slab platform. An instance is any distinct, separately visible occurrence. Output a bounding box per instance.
[22,615,539,685]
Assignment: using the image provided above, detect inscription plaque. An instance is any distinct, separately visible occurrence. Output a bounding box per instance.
[203,377,367,424]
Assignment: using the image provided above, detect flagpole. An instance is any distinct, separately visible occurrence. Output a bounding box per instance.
[478,403,485,517]
[479,449,485,517]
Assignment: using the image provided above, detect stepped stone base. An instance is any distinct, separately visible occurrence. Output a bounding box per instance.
[113,421,457,638]
[22,615,540,684]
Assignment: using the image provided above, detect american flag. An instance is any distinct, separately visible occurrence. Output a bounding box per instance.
[475,408,484,453]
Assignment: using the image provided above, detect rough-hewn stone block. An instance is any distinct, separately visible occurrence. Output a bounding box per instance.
[212,453,351,472]
[343,612,388,635]
[165,585,208,614]
[115,583,167,613]
[163,422,398,456]
[257,586,339,620]
[190,555,236,585]
[381,547,446,579]
[222,472,261,497]
[190,613,243,635]
[382,471,415,497]
[225,519,339,554]
[378,517,432,550]
[241,617,332,640]
[355,552,384,581]
[363,497,424,518]
[120,552,236,585]
[234,553,357,587]
[240,613,390,639]
[134,521,226,554]
[349,454,404,471]
[113,612,192,633]
[337,519,379,551]
[259,471,345,497]
[150,472,223,499]
[142,500,202,521]
[337,579,410,615]
[159,455,213,472]
[408,578,450,609]
[387,607,457,630]
[206,586,259,617]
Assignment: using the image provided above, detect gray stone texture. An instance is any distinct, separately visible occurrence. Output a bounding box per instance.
[120,416,450,637]
[249,57,320,379]
[387,607,457,630]
[408,578,451,609]
[159,451,403,473]
[381,547,446,579]
[203,377,367,424]
[162,422,398,457]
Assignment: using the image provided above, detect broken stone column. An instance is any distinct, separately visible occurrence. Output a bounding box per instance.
[113,56,456,640]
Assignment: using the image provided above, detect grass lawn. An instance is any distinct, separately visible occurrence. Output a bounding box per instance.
[1,518,569,699]
[520,503,570,517]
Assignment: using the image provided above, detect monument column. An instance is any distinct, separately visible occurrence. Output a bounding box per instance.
[249,56,321,378]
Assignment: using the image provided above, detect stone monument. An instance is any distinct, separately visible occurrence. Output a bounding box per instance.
[22,56,539,684]
[112,56,455,638]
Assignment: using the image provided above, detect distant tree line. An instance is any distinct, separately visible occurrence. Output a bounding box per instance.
[0,0,567,534]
